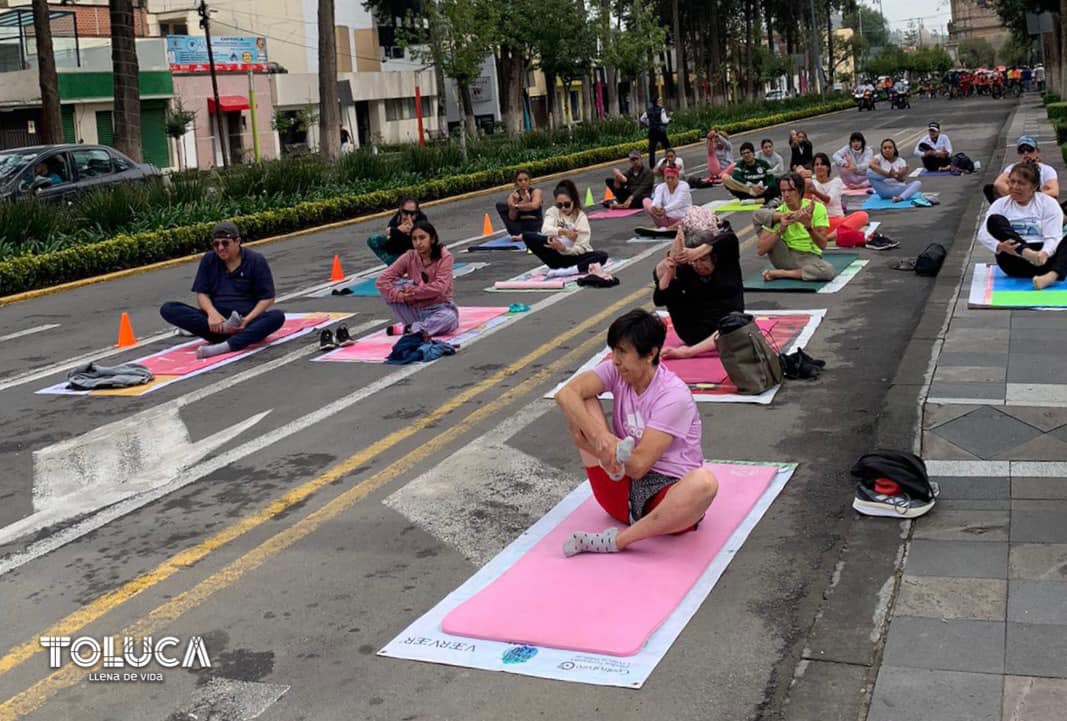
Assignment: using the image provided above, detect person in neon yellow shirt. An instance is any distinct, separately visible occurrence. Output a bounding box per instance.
[752,172,835,282]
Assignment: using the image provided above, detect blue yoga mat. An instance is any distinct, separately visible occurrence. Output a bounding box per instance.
[468,234,525,251]
[862,196,918,211]
[339,262,478,297]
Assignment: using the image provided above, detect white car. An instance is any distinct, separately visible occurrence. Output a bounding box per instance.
[764,90,786,101]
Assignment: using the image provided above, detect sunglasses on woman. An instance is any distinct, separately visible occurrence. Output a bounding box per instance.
[556,201,573,209]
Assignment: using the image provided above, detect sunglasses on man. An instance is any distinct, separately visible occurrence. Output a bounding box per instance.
[1018,146,1036,154]
[211,237,237,249]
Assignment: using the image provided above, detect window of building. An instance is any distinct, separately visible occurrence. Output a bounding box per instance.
[160,22,189,36]
[384,97,418,121]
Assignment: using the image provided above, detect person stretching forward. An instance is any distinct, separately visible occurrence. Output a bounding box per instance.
[555,309,718,556]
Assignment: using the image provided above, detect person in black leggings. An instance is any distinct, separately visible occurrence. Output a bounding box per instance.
[522,179,608,272]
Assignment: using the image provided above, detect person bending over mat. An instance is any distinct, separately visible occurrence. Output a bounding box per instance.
[976,163,1066,290]
[867,138,922,203]
[375,221,459,338]
[753,172,835,282]
[522,179,608,272]
[496,169,543,239]
[367,197,428,265]
[806,152,869,243]
[653,227,743,359]
[555,309,718,556]
[160,221,285,359]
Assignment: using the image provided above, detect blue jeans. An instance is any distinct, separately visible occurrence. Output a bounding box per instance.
[869,176,922,201]
[160,302,285,351]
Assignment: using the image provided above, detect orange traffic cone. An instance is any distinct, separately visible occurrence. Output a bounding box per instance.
[116,312,137,347]
[482,213,493,236]
[330,254,345,282]
[603,186,616,202]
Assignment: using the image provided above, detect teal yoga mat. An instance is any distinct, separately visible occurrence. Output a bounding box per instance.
[338,262,481,297]
[743,251,860,292]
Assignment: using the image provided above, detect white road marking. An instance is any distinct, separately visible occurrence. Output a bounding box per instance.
[0,324,59,343]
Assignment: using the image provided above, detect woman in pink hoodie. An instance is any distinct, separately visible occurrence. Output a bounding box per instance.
[375,221,458,338]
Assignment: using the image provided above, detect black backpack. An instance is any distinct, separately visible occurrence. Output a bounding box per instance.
[851,450,940,503]
[950,152,975,173]
[915,243,947,276]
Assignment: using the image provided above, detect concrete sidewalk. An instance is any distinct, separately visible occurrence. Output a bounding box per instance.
[867,97,1067,720]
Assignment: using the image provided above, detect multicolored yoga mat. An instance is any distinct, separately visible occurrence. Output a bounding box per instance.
[968,263,1067,309]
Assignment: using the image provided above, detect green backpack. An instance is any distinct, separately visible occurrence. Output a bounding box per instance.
[716,312,783,394]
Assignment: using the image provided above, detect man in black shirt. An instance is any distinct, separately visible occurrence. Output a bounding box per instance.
[605,151,655,209]
[652,227,744,358]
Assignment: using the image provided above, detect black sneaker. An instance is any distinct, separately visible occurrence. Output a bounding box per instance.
[335,324,353,347]
[319,329,336,351]
[866,233,900,251]
[852,484,935,518]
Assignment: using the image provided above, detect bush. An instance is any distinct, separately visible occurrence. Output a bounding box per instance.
[1062,141,1067,168]
[1053,120,1067,145]
[1044,93,1061,106]
[1046,101,1067,121]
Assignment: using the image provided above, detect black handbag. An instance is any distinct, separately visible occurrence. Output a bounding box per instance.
[851,450,940,503]
[914,243,947,277]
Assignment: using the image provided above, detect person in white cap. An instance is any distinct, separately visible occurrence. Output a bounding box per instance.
[913,121,953,173]
[987,135,1060,203]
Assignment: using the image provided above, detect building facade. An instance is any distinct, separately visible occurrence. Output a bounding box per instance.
[948,0,1012,53]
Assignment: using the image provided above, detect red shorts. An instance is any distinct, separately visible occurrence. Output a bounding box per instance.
[585,466,700,533]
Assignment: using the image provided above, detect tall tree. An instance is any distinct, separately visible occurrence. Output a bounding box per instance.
[32,0,62,144]
[319,0,340,161]
[670,0,688,107]
[530,0,594,127]
[110,0,142,160]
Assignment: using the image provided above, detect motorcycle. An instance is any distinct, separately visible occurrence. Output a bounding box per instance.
[857,89,876,112]
[890,89,911,109]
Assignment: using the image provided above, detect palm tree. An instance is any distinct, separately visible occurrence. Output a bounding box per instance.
[110,0,142,160]
[318,0,340,161]
[32,0,62,144]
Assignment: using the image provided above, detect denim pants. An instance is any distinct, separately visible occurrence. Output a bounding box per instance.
[869,176,922,201]
[160,302,285,351]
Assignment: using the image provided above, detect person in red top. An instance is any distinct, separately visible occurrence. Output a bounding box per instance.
[375,221,459,339]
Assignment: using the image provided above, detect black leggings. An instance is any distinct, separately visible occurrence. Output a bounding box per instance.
[648,128,670,166]
[495,202,542,236]
[921,155,947,172]
[726,184,778,202]
[521,233,608,272]
[604,177,649,209]
[987,213,1067,280]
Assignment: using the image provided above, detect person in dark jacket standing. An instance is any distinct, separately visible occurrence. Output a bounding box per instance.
[641,96,671,167]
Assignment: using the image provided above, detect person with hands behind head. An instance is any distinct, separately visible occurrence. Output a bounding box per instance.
[367,197,428,265]
[753,172,835,282]
[375,221,459,339]
[555,309,718,557]
[495,169,543,239]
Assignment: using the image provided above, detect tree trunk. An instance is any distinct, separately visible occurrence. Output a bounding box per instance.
[110,0,141,161]
[458,80,478,137]
[707,5,721,105]
[1055,3,1066,97]
[544,71,560,129]
[499,46,526,135]
[744,0,753,100]
[318,0,340,162]
[606,66,619,116]
[670,0,687,108]
[581,72,593,122]
[765,0,775,53]
[32,0,62,145]
[826,3,834,86]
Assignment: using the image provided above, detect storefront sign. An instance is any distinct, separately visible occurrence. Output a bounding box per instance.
[166,35,268,73]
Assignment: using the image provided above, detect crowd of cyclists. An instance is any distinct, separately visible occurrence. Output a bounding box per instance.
[854,65,1046,106]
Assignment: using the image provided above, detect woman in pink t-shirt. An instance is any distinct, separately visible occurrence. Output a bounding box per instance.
[555,309,718,556]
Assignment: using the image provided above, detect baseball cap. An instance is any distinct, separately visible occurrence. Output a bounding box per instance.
[627,150,642,160]
[928,121,940,131]
[1016,135,1039,150]
[211,221,240,239]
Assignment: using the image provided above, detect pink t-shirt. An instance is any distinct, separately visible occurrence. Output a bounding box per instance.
[593,360,703,479]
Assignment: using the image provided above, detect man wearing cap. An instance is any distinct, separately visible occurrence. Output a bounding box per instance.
[160,221,285,359]
[913,121,953,173]
[988,135,1060,203]
[605,151,654,210]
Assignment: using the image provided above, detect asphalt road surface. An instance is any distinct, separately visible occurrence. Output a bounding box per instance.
[0,96,1016,721]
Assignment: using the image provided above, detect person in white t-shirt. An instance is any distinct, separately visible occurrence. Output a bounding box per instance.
[913,121,953,173]
[653,147,686,178]
[987,135,1060,203]
[867,138,922,202]
[806,152,869,243]
[643,167,692,228]
[978,162,1066,290]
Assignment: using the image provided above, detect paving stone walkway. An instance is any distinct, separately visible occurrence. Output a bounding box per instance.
[867,97,1067,721]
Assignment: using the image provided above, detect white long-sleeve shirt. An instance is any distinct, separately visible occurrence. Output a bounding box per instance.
[541,205,593,255]
[914,133,952,157]
[650,180,693,220]
[977,192,1064,255]
[832,145,872,174]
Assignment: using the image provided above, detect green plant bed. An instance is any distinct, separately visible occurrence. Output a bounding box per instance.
[1044,93,1061,106]
[1062,141,1067,168]
[1046,101,1067,120]
[1054,120,1067,145]
[0,98,851,296]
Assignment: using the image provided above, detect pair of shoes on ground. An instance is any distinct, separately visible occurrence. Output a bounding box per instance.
[852,484,935,518]
[866,232,900,251]
[319,324,354,351]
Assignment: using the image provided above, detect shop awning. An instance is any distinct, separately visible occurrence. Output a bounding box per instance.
[207,95,250,113]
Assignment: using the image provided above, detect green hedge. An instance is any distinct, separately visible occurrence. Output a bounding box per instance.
[1062,141,1067,168]
[0,100,851,296]
[1046,101,1067,121]
[1053,119,1067,145]
[1044,93,1062,106]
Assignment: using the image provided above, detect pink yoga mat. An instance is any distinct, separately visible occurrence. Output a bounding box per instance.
[441,462,779,656]
[320,306,508,362]
[140,314,329,376]
[494,279,566,290]
[841,187,872,196]
[657,318,777,385]
[588,208,643,219]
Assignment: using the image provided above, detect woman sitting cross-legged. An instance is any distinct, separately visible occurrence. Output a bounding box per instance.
[367,197,428,265]
[375,221,459,339]
[867,138,922,203]
[642,166,693,228]
[555,309,719,556]
[495,169,543,240]
[977,162,1067,290]
[653,226,743,359]
[807,152,869,243]
[522,179,608,272]
[832,132,873,189]
[753,172,835,282]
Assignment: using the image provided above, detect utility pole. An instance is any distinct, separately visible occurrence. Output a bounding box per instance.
[198,0,229,168]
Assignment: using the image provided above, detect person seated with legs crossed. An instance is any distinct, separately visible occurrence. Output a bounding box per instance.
[367,197,428,266]
[555,309,719,556]
[653,226,744,359]
[604,151,654,210]
[913,121,952,173]
[806,152,869,244]
[495,169,543,241]
[753,172,835,282]
[722,142,777,204]
[376,221,460,338]
[642,166,692,229]
[160,221,285,359]
[977,163,1067,290]
[522,179,608,273]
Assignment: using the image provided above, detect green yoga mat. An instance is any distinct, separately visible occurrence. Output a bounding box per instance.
[744,252,860,292]
[715,200,766,212]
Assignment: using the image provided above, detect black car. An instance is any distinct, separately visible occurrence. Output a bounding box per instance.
[0,144,161,202]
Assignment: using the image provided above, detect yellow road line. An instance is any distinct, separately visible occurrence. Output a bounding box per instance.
[0,282,649,697]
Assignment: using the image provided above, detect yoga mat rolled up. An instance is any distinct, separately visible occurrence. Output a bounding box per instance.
[494,280,566,290]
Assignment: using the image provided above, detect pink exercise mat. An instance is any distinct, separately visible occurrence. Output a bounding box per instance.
[319,306,508,363]
[656,318,778,385]
[441,462,779,656]
[588,208,643,219]
[841,186,872,196]
[141,314,330,376]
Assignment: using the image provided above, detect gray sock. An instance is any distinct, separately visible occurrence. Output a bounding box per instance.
[222,311,243,332]
[196,341,231,359]
[563,527,620,557]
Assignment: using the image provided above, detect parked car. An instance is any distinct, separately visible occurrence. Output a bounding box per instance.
[0,144,161,202]
[764,89,786,102]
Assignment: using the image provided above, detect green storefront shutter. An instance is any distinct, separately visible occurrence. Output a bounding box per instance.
[96,111,114,147]
[61,107,75,144]
[140,101,169,168]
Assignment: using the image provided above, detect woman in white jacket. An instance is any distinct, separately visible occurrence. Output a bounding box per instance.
[977,162,1066,290]
[832,132,873,188]
[642,167,693,228]
[521,179,607,272]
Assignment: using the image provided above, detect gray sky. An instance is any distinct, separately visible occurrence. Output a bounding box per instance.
[865,0,954,35]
